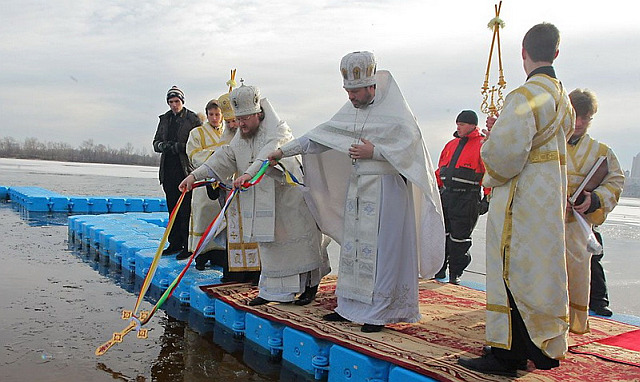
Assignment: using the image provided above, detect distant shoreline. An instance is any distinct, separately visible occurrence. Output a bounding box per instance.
[0,155,159,168]
[0,136,159,167]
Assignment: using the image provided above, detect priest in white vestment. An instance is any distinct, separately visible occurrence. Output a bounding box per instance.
[269,51,445,333]
[179,84,328,306]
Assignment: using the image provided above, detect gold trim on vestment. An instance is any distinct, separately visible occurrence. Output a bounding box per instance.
[487,303,511,314]
[516,76,572,152]
[188,126,226,162]
[484,162,509,184]
[227,195,261,271]
[570,301,588,312]
[486,341,509,350]
[529,149,565,164]
[576,138,596,171]
[500,176,518,287]
[514,87,540,130]
[228,242,259,250]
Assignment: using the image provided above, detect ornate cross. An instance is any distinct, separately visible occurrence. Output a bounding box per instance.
[481,1,507,117]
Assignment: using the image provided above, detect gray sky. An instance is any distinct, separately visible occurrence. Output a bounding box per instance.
[1,0,639,170]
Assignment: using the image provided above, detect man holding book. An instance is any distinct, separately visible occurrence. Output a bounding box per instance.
[566,89,625,329]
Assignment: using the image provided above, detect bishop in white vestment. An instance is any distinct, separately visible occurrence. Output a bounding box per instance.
[181,85,328,305]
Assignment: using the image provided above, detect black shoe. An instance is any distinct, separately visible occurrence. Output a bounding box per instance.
[322,312,349,322]
[294,285,318,306]
[176,249,192,260]
[458,354,518,377]
[162,244,182,256]
[449,274,461,285]
[591,306,613,317]
[482,346,528,370]
[434,270,446,279]
[195,262,206,271]
[361,324,384,333]
[248,296,271,306]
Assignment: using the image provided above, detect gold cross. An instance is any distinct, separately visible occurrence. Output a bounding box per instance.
[95,310,149,356]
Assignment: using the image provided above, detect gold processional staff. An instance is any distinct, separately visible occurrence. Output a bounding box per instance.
[481,1,506,117]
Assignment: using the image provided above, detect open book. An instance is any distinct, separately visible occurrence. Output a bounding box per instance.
[569,156,608,205]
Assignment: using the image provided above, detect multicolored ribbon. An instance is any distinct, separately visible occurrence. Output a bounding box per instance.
[96,160,302,355]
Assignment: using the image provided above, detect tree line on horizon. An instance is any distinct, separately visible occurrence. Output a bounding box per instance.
[0,136,160,167]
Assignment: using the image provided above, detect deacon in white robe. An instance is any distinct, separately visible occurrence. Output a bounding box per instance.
[185,100,231,257]
[459,24,575,376]
[180,85,328,305]
[566,88,624,333]
[270,51,445,332]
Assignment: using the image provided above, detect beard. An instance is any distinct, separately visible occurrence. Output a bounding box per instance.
[240,126,258,139]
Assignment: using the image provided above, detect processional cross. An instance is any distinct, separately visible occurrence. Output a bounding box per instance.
[481,1,506,117]
[95,310,149,356]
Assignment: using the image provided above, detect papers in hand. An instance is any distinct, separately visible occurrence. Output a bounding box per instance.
[569,156,607,205]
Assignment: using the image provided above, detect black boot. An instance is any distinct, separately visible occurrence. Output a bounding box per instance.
[482,346,528,370]
[361,324,384,333]
[248,296,271,306]
[458,354,518,377]
[162,243,182,256]
[294,285,318,306]
[322,312,349,322]
[176,248,192,260]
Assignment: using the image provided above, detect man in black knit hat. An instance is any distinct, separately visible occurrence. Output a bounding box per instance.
[434,110,489,285]
[153,86,202,258]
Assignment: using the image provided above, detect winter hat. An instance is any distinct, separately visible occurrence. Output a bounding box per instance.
[166,86,185,104]
[456,110,478,125]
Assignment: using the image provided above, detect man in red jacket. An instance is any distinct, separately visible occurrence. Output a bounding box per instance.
[434,110,489,284]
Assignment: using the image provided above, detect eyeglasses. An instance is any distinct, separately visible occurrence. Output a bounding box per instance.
[237,114,255,122]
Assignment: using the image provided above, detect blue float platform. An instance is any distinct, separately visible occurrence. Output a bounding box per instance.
[1,185,167,213]
[3,185,639,382]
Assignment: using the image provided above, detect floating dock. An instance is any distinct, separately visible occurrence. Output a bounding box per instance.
[3,185,639,382]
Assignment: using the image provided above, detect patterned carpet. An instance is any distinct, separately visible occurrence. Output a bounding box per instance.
[202,277,640,381]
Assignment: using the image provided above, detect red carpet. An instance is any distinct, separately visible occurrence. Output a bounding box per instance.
[202,277,640,381]
[569,329,640,367]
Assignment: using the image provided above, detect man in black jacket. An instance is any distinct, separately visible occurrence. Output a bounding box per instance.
[153,86,202,258]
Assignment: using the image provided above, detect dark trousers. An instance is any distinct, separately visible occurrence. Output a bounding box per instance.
[492,286,560,370]
[438,190,480,276]
[590,229,609,309]
[162,169,191,250]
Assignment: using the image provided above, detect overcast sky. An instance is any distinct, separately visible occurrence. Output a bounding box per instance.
[1,0,639,170]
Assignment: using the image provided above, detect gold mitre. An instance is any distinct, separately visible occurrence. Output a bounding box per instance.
[340,51,377,89]
[218,93,234,120]
[219,69,237,120]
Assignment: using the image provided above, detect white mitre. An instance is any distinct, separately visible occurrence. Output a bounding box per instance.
[230,84,261,117]
[340,51,377,89]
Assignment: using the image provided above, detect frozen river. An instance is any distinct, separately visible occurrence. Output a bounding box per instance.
[1,157,639,381]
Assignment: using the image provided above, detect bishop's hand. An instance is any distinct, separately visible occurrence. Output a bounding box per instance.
[179,174,196,192]
[267,148,283,167]
[233,173,252,189]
